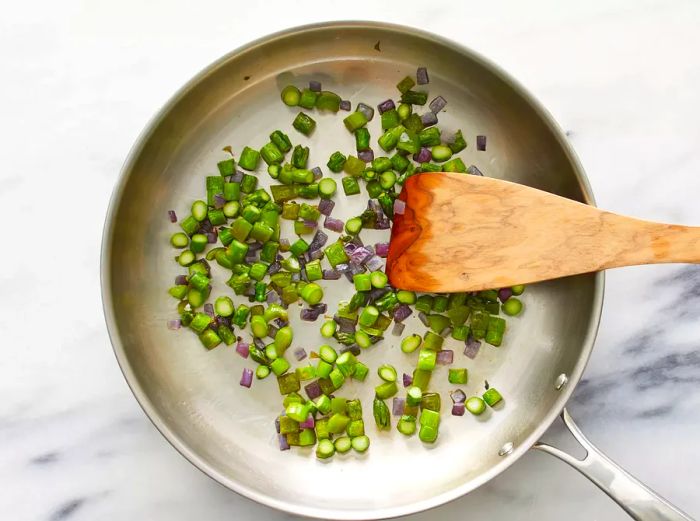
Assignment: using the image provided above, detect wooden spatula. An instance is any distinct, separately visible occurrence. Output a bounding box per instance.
[386,172,700,292]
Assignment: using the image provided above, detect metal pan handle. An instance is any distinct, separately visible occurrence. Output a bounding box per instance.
[533,408,693,521]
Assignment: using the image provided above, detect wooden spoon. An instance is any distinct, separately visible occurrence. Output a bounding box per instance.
[386,172,700,292]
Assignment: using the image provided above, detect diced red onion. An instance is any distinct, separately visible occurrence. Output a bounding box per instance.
[436,350,454,365]
[376,215,390,230]
[375,242,389,258]
[253,338,266,350]
[311,166,323,181]
[304,380,322,400]
[307,249,324,261]
[356,102,374,121]
[278,433,290,451]
[421,111,438,127]
[301,304,326,322]
[393,199,406,215]
[369,287,390,302]
[309,230,329,251]
[322,269,341,280]
[303,219,318,229]
[440,327,453,338]
[199,220,213,233]
[365,255,384,271]
[476,135,487,151]
[323,216,344,233]
[403,373,413,387]
[236,341,250,358]
[318,198,335,216]
[240,368,253,388]
[266,291,281,304]
[309,80,321,92]
[268,261,282,275]
[291,272,301,282]
[418,311,430,327]
[349,246,372,264]
[340,100,351,111]
[413,147,432,163]
[498,287,513,302]
[349,262,366,276]
[267,323,279,338]
[299,414,315,429]
[335,263,350,273]
[464,336,482,359]
[334,315,357,333]
[393,304,413,322]
[416,67,429,85]
[204,303,215,317]
[392,397,406,416]
[275,416,281,433]
[451,403,465,416]
[357,149,374,163]
[450,389,466,404]
[467,165,484,176]
[339,344,361,356]
[218,316,231,328]
[206,232,217,243]
[213,194,226,209]
[392,322,405,336]
[429,95,447,113]
[377,99,396,114]
[245,253,258,264]
[168,210,177,223]
[231,170,244,183]
[167,319,181,330]
[175,274,188,285]
[294,347,307,361]
[273,317,288,328]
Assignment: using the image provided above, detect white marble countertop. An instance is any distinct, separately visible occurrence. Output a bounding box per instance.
[2,1,700,519]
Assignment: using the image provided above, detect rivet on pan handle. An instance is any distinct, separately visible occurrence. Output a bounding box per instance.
[533,409,693,521]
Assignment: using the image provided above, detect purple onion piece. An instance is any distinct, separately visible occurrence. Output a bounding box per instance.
[339,100,351,111]
[349,246,372,264]
[275,416,281,433]
[450,389,467,404]
[267,323,279,338]
[291,272,300,282]
[175,274,188,285]
[303,219,318,229]
[323,269,341,280]
[476,135,487,151]
[318,198,335,216]
[240,368,253,388]
[429,95,447,113]
[217,316,231,328]
[334,315,357,333]
[467,165,484,176]
[348,235,364,247]
[393,304,413,322]
[214,194,226,209]
[167,319,181,330]
[421,111,438,127]
[392,397,406,416]
[464,336,482,359]
[245,254,257,264]
[369,287,390,302]
[344,242,357,254]
[294,347,307,361]
[311,166,323,181]
[357,149,375,163]
[253,337,266,350]
[416,66,429,85]
[392,322,405,336]
[304,380,322,400]
[349,262,366,276]
[394,198,406,215]
[364,255,384,271]
[301,304,327,322]
[379,98,397,114]
[413,147,432,163]
[440,326,453,338]
[268,261,282,275]
[274,317,288,329]
[403,373,413,388]
[335,263,351,273]
[451,403,466,416]
[199,220,213,233]
[375,215,391,230]
[236,341,250,358]
[168,210,177,223]
[308,230,328,251]
[278,434,290,451]
[375,242,389,258]
[368,199,382,214]
[340,344,361,356]
[356,102,374,121]
[418,311,430,327]
[266,290,281,304]
[231,170,244,183]
[498,287,513,302]
[308,249,324,261]
[436,350,454,365]
[204,303,215,317]
[309,80,321,92]
[323,216,344,233]
[299,414,315,429]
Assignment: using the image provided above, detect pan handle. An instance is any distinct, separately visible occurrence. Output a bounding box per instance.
[533,408,693,521]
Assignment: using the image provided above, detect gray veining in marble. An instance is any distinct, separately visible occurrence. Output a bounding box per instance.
[1,0,699,520]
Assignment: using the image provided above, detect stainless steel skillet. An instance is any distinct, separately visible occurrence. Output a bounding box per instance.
[101,21,691,521]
